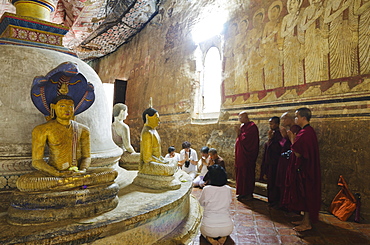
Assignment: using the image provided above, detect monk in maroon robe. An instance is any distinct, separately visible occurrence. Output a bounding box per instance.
[260,116,282,207]
[276,112,301,208]
[284,108,321,232]
[235,111,259,200]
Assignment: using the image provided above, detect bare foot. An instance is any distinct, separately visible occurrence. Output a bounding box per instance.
[293,224,312,232]
[291,220,302,226]
[206,236,219,245]
[218,236,227,245]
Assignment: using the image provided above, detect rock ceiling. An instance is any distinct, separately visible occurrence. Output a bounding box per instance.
[0,0,159,60]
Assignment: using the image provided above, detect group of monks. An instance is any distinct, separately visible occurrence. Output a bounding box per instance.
[235,108,321,232]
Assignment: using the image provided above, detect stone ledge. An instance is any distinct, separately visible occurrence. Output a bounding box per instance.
[0,169,199,244]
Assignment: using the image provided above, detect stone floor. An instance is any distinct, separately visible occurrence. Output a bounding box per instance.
[190,187,370,245]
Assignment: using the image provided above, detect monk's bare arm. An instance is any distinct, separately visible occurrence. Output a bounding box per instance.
[32,126,62,176]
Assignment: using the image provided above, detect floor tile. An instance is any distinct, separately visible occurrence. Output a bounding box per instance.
[190,187,370,244]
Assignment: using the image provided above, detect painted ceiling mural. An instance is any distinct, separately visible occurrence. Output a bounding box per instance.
[0,0,159,60]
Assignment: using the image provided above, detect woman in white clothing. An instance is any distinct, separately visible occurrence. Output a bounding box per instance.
[199,164,234,245]
[164,146,181,163]
[193,146,210,187]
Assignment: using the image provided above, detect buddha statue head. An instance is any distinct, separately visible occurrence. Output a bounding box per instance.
[31,62,95,121]
[113,103,128,121]
[50,95,75,122]
[142,107,159,129]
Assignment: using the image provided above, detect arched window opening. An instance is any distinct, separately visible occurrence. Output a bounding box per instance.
[201,46,222,118]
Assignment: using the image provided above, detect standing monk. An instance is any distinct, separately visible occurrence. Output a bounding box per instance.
[235,111,260,201]
[277,112,301,208]
[285,108,321,231]
[260,116,283,207]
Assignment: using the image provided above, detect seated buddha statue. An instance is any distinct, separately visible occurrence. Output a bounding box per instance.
[112,103,140,167]
[7,63,120,225]
[17,95,117,191]
[138,107,178,176]
[16,95,117,192]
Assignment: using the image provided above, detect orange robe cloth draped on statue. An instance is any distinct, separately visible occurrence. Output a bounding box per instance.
[235,121,259,197]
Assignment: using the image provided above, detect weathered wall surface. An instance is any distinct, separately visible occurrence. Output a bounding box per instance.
[91,0,370,219]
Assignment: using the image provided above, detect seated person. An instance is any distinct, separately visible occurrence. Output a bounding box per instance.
[17,95,117,192]
[138,107,178,176]
[164,146,181,163]
[199,165,234,245]
[193,146,210,187]
[178,141,198,179]
[209,148,226,171]
[112,103,140,163]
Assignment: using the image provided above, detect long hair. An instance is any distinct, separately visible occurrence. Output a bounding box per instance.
[203,164,227,186]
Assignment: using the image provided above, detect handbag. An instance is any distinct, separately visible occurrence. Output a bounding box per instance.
[329,175,356,221]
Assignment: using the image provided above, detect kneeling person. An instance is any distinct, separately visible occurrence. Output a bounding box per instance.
[199,165,233,245]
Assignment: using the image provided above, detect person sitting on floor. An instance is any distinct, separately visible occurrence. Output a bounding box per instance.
[199,164,234,245]
[178,141,198,179]
[193,146,210,188]
[164,146,181,164]
[209,148,226,171]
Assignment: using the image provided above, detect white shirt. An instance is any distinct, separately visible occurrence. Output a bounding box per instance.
[198,157,210,176]
[179,148,198,173]
[199,185,233,228]
[164,152,181,162]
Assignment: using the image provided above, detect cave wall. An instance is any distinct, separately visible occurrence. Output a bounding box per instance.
[90,0,370,219]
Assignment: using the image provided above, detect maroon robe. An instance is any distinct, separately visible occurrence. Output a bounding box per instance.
[283,125,321,223]
[235,121,259,196]
[276,125,301,207]
[260,129,282,206]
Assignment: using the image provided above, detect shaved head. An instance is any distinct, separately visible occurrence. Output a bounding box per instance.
[280,111,295,127]
[238,111,250,124]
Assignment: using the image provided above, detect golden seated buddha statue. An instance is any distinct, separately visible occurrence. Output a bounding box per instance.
[16,95,117,192]
[8,62,119,225]
[133,106,180,190]
[138,107,178,176]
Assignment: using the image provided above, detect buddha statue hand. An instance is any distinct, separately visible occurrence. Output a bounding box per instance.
[54,169,86,177]
[152,156,169,164]
[69,166,87,174]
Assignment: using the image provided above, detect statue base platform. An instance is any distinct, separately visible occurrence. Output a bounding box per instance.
[133,170,182,190]
[7,183,119,225]
[119,152,140,170]
[0,168,202,244]
[119,160,139,170]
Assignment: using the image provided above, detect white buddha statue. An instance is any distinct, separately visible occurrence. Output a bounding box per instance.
[112,103,140,168]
